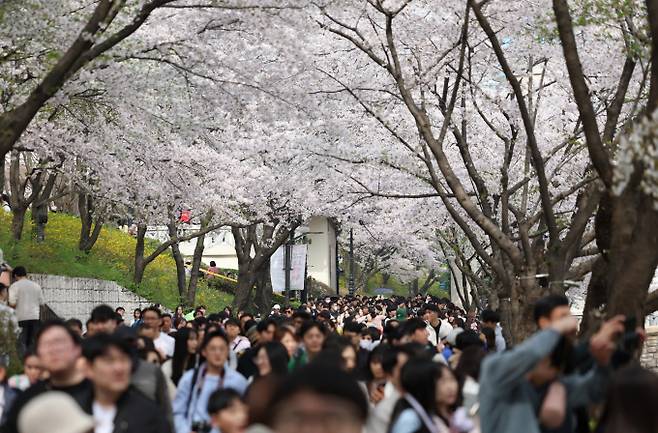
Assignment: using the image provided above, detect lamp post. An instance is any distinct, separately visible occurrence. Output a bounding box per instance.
[284,231,294,303]
[348,228,355,296]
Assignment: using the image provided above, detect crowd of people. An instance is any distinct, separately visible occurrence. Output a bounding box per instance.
[1,264,658,433]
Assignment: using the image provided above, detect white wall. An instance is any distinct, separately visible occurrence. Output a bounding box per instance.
[305,217,337,290]
[146,226,238,269]
[31,274,152,322]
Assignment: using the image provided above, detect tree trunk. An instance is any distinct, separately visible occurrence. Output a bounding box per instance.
[186,229,207,306]
[167,223,187,299]
[605,189,658,323]
[78,193,103,253]
[254,261,273,315]
[11,207,26,241]
[409,278,419,296]
[418,270,438,296]
[0,1,164,160]
[233,267,255,312]
[133,224,147,284]
[499,275,542,346]
[31,201,48,242]
[579,256,609,337]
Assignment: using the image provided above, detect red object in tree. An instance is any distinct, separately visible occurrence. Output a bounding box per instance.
[180,209,191,224]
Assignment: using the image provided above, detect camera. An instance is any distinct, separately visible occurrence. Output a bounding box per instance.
[619,316,640,355]
[611,316,641,368]
[191,421,212,433]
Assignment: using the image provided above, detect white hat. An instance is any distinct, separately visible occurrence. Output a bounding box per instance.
[18,392,94,433]
[446,327,464,346]
[438,319,453,340]
[273,304,281,310]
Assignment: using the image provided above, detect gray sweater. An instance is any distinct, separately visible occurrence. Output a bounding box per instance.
[479,329,609,433]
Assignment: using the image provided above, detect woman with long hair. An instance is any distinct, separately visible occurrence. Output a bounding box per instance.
[174,304,185,321]
[389,360,461,433]
[163,328,199,387]
[365,344,388,405]
[276,326,299,359]
[255,341,290,377]
[247,341,290,427]
[172,331,248,433]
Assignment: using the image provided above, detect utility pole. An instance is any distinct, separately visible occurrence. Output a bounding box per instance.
[348,228,355,296]
[284,231,294,303]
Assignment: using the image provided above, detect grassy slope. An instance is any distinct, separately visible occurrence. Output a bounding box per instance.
[0,210,234,311]
[336,272,450,298]
[366,273,450,298]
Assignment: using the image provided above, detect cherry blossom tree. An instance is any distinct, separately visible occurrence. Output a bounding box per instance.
[303,0,648,341]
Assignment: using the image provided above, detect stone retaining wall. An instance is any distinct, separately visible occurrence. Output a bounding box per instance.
[641,326,658,372]
[31,274,152,322]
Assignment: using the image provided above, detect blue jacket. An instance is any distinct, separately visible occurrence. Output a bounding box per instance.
[172,364,247,433]
[479,329,610,433]
[0,384,18,425]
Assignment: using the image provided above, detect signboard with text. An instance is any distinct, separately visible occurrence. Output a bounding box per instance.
[270,244,308,292]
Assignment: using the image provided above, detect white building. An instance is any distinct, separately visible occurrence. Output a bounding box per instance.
[145,216,338,290]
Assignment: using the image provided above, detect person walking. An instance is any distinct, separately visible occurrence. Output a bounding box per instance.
[1,320,93,433]
[173,331,247,433]
[142,307,175,359]
[81,333,172,433]
[7,267,43,353]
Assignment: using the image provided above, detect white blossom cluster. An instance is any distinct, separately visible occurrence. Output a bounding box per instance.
[614,110,658,208]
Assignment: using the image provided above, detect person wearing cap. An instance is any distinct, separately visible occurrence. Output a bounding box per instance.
[270,304,281,317]
[17,392,93,433]
[2,320,93,433]
[81,333,171,433]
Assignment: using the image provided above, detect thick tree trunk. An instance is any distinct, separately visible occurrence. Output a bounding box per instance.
[605,190,658,323]
[167,223,187,299]
[234,267,255,312]
[133,224,147,284]
[499,274,542,346]
[186,230,207,306]
[254,261,273,315]
[11,207,26,241]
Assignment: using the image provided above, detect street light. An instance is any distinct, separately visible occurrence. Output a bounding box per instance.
[348,228,355,296]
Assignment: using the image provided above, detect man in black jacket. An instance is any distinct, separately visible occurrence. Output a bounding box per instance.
[1,320,93,433]
[81,333,171,433]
